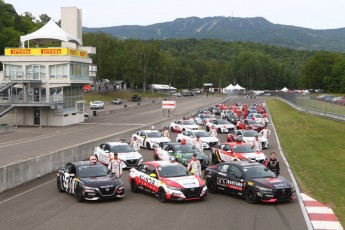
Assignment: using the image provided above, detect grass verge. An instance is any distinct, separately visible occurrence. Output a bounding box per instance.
[83,91,168,103]
[266,99,345,226]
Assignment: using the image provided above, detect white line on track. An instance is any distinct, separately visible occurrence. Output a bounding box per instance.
[0,179,55,205]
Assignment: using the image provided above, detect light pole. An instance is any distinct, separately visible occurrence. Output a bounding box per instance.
[169,69,172,100]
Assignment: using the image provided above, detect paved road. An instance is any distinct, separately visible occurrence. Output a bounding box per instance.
[0,97,308,230]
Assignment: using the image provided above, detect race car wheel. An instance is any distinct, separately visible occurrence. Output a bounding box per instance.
[206,126,210,132]
[146,142,151,150]
[131,180,139,193]
[57,178,63,192]
[245,188,258,204]
[75,187,84,202]
[157,188,167,203]
[206,180,218,194]
[170,127,174,132]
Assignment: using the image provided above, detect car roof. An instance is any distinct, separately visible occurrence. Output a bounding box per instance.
[72,161,104,167]
[105,142,129,146]
[144,161,180,167]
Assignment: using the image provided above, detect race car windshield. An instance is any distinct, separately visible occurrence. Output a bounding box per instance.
[193,131,209,137]
[174,145,196,153]
[147,132,162,138]
[248,120,261,125]
[93,101,101,104]
[110,145,135,153]
[182,120,194,125]
[217,120,230,124]
[232,145,256,153]
[255,114,263,118]
[77,165,109,178]
[203,115,212,119]
[243,166,276,178]
[243,130,260,137]
[158,165,189,178]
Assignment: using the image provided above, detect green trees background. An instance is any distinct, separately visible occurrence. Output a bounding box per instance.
[1,0,345,92]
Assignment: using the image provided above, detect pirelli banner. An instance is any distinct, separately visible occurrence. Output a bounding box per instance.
[5,47,88,58]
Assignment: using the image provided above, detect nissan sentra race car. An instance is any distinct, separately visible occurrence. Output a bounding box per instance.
[235,130,269,149]
[57,161,124,202]
[176,130,219,149]
[94,142,143,168]
[170,120,200,132]
[129,161,207,202]
[204,161,295,203]
[133,130,171,150]
[205,119,236,133]
[210,142,267,164]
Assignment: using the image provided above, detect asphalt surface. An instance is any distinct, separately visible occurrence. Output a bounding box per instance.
[0,97,308,230]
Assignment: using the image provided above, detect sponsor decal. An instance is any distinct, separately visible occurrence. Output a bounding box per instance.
[266,178,282,183]
[248,182,253,186]
[5,47,88,58]
[217,177,243,191]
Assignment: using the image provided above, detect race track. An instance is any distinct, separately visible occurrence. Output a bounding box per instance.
[0,96,308,230]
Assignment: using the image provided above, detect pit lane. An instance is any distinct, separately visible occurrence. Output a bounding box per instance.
[0,97,308,230]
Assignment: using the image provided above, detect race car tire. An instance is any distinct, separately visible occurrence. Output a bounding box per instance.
[131,180,139,193]
[75,187,84,202]
[157,188,167,203]
[170,127,174,132]
[206,126,210,132]
[206,180,218,194]
[146,142,151,150]
[182,128,185,132]
[57,178,63,192]
[245,188,258,204]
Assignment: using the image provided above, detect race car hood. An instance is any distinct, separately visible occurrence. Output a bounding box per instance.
[200,136,219,143]
[251,177,292,190]
[150,137,171,143]
[117,151,142,160]
[184,125,200,130]
[220,124,236,128]
[242,136,268,143]
[241,152,266,160]
[161,176,203,189]
[80,176,122,188]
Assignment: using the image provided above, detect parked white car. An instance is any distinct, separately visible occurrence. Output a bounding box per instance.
[176,130,219,149]
[132,130,171,150]
[235,130,269,149]
[90,101,104,109]
[169,120,200,132]
[205,119,236,133]
[93,142,143,168]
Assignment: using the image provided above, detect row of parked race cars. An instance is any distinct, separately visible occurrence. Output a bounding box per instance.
[57,102,296,204]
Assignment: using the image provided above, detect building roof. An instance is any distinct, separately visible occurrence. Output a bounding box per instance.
[20,19,82,46]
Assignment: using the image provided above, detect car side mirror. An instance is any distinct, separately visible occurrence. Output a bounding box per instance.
[150,173,157,178]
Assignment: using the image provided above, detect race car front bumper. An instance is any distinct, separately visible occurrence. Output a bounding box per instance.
[165,186,207,201]
[256,187,295,202]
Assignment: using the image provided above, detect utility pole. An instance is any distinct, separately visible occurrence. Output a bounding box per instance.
[169,69,173,100]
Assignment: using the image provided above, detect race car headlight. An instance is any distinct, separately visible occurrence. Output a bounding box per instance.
[82,185,97,192]
[138,157,143,162]
[167,185,182,191]
[256,186,272,192]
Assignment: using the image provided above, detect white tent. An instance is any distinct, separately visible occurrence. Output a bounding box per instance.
[281,87,289,92]
[20,19,82,47]
[224,84,235,90]
[234,84,245,91]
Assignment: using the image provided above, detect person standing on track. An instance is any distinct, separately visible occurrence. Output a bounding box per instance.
[193,135,203,152]
[259,125,271,140]
[187,153,202,177]
[251,135,262,152]
[162,127,169,138]
[264,152,280,176]
[209,125,218,137]
[108,153,123,178]
[130,135,140,151]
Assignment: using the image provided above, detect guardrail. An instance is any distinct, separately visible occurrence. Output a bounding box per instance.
[277,97,345,123]
[0,97,230,193]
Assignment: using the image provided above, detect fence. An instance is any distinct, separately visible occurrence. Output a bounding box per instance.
[277,92,345,122]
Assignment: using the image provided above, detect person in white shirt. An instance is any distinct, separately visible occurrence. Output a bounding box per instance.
[193,135,203,152]
[251,135,262,152]
[130,136,140,151]
[162,127,169,138]
[187,153,202,177]
[209,125,218,137]
[108,153,123,178]
[259,125,271,139]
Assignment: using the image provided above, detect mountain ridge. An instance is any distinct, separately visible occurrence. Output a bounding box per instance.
[83,16,345,52]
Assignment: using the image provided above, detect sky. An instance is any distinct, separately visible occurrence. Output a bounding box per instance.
[5,0,345,29]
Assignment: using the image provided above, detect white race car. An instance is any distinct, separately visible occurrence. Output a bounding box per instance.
[176,130,219,149]
[133,130,171,150]
[235,130,269,149]
[195,114,215,125]
[170,120,200,132]
[129,161,207,202]
[94,142,143,168]
[90,101,104,109]
[205,119,236,133]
